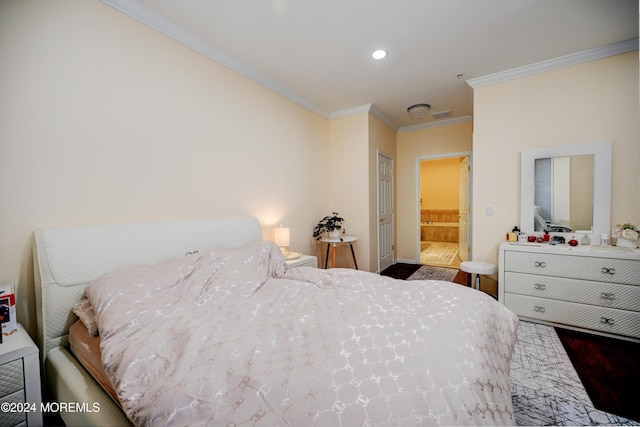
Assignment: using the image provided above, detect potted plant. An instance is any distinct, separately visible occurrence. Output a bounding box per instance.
[616,223,639,248]
[313,212,345,240]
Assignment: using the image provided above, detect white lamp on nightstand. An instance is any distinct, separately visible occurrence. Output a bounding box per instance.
[274,225,299,260]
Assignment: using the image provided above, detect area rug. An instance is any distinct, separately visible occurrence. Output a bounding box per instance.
[407,265,457,282]
[419,241,458,266]
[510,321,638,426]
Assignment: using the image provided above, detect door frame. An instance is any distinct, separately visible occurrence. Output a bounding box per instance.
[415,151,472,263]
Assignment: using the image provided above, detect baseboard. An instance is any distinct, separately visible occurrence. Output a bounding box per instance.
[395,258,418,264]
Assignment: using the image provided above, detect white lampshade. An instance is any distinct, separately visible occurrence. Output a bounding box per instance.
[274,226,290,247]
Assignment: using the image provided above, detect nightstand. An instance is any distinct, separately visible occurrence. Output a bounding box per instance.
[0,324,42,426]
[286,254,317,268]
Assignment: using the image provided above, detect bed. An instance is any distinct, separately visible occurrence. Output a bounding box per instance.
[34,216,519,426]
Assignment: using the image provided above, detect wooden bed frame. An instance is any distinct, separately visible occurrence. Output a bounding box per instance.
[33,216,263,426]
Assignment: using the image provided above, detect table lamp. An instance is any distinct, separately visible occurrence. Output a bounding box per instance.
[274,225,299,260]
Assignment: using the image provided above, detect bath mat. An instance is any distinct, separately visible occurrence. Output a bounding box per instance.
[419,242,459,266]
[407,265,457,282]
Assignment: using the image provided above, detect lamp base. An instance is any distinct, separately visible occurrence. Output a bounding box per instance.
[285,251,300,260]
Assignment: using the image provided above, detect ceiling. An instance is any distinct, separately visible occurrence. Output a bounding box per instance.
[104,0,638,129]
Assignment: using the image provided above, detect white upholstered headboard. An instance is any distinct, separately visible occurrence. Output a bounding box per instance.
[33,216,262,364]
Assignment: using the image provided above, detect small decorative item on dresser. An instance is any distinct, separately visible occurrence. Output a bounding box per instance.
[312,212,345,240]
[615,223,639,249]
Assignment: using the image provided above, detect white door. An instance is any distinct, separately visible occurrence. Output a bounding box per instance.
[459,157,470,261]
[378,152,394,272]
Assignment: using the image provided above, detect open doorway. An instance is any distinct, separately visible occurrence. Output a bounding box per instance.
[418,154,471,268]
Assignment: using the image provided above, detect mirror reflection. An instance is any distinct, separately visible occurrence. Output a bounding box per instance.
[533,154,594,233]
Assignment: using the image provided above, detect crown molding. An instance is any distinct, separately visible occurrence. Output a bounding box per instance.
[329,104,399,131]
[329,103,373,119]
[100,0,330,119]
[467,38,639,88]
[369,104,398,131]
[397,115,473,133]
[101,1,636,130]
[98,3,398,129]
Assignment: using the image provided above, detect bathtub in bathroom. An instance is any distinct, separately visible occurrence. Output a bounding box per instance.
[421,222,459,242]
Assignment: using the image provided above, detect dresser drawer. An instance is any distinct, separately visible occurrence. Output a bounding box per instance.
[504,251,640,285]
[503,272,640,312]
[0,359,24,398]
[505,293,640,339]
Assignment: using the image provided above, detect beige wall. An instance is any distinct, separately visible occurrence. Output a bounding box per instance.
[472,51,639,265]
[0,0,330,337]
[420,157,461,210]
[318,112,397,273]
[325,113,370,270]
[396,122,473,262]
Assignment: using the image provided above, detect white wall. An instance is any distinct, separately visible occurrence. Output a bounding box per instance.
[0,0,330,336]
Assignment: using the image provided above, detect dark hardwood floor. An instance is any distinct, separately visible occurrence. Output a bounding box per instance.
[379,262,421,279]
[380,262,471,285]
[381,262,640,422]
[557,328,640,422]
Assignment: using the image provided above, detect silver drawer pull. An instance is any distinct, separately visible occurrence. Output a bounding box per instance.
[533,283,546,291]
[600,317,615,326]
[534,261,546,268]
[533,306,546,313]
[601,267,616,275]
[600,292,616,300]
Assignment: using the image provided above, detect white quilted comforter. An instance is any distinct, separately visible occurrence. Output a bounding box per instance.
[84,241,519,426]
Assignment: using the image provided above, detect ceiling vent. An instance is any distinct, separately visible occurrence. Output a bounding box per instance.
[432,110,452,119]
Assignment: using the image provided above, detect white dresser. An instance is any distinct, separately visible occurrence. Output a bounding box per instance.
[499,243,640,342]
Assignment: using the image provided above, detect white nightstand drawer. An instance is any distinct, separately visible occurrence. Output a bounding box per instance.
[286,255,317,268]
[0,324,42,426]
[0,389,27,426]
[0,359,24,398]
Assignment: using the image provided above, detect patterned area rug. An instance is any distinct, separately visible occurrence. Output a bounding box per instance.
[407,265,457,282]
[511,321,639,426]
[419,241,458,266]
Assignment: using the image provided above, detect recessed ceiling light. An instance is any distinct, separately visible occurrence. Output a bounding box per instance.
[372,49,387,60]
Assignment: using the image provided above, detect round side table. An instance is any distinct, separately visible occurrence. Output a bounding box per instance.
[319,236,358,269]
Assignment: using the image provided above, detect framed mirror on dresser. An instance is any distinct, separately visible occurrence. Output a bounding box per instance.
[520,140,612,240]
[500,140,640,343]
